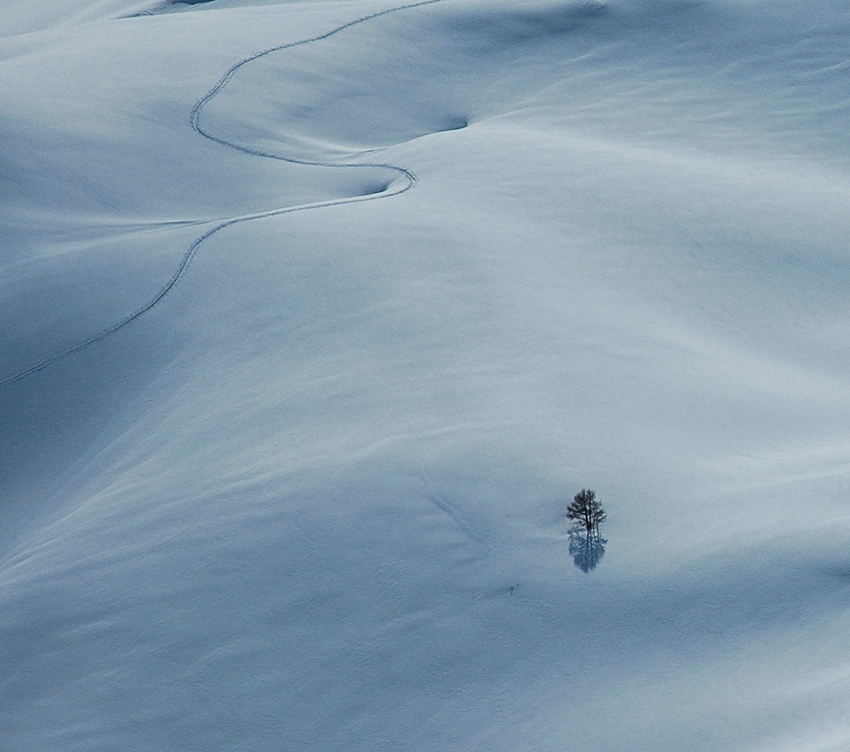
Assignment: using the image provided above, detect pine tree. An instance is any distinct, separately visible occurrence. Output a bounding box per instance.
[566,488,606,534]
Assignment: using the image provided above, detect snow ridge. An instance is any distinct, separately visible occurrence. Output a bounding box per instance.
[0,0,447,388]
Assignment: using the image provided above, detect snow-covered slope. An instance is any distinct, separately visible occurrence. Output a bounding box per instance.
[2,1,850,749]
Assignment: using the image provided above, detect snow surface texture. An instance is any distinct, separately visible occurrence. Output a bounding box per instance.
[2,0,850,749]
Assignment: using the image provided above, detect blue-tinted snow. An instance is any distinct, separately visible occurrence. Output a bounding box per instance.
[2,1,850,749]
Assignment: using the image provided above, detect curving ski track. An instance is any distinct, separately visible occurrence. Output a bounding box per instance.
[0,0,447,388]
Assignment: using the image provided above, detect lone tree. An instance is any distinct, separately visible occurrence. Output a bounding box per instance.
[567,488,606,534]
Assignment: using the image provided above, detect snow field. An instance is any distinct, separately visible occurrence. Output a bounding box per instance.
[2,0,850,749]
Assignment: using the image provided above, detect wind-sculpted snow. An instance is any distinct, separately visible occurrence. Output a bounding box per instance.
[3,1,850,750]
[0,0,614,388]
[0,0,450,388]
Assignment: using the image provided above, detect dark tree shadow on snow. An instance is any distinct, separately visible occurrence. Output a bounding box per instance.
[568,526,607,573]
